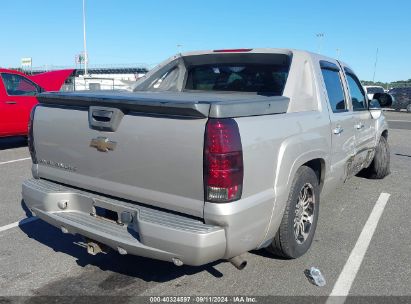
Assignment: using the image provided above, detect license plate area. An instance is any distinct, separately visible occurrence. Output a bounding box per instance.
[93,205,119,224]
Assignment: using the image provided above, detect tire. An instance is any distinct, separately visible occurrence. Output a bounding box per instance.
[361,136,390,179]
[267,166,320,259]
[407,104,411,113]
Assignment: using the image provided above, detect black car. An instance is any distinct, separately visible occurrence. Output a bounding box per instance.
[388,87,411,112]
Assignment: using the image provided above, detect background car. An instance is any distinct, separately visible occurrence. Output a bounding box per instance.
[363,85,385,100]
[0,68,73,137]
[388,87,411,112]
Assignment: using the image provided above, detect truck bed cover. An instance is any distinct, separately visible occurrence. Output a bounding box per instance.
[38,91,289,118]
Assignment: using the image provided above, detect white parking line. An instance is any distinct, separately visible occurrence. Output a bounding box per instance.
[0,157,31,166]
[327,192,391,303]
[0,217,38,233]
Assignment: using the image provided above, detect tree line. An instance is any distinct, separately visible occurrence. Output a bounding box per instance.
[361,79,411,89]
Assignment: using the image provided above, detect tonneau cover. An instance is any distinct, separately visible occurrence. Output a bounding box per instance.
[38,91,289,118]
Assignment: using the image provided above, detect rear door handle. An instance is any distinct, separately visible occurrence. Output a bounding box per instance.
[5,101,17,104]
[355,122,364,130]
[333,126,344,135]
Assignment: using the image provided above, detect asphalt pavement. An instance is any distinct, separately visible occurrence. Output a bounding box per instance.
[0,112,410,301]
[384,110,411,130]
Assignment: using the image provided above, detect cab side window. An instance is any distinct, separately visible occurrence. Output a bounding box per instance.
[345,71,367,110]
[320,61,347,113]
[0,73,40,96]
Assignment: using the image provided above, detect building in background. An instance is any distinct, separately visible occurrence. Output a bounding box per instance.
[15,65,148,91]
[64,67,148,91]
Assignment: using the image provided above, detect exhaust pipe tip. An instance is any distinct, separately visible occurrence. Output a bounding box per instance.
[228,255,247,270]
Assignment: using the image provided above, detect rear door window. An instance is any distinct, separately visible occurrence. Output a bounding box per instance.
[0,73,40,96]
[320,61,347,112]
[345,71,367,110]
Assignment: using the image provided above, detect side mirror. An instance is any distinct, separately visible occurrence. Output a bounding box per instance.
[369,99,382,119]
[372,92,393,107]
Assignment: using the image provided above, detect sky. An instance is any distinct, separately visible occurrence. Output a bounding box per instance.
[1,0,410,82]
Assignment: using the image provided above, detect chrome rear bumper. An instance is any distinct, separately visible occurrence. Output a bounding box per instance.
[22,178,226,266]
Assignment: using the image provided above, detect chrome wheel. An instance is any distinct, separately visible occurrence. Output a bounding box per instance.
[294,183,315,244]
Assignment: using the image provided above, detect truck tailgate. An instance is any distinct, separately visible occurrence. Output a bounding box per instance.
[33,105,207,218]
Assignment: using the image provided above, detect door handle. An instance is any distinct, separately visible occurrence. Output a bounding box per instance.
[5,101,17,104]
[333,126,344,135]
[92,109,113,122]
[355,122,365,130]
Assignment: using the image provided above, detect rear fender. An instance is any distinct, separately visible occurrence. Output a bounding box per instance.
[258,133,329,247]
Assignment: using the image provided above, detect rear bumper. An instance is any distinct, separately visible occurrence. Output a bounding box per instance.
[22,178,226,266]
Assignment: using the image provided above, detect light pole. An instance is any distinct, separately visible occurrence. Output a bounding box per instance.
[82,0,88,76]
[372,48,379,82]
[336,48,340,59]
[316,33,324,53]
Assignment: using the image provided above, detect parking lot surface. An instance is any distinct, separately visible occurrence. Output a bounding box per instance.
[0,112,410,299]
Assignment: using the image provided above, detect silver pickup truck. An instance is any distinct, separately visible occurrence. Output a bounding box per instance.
[22,48,392,269]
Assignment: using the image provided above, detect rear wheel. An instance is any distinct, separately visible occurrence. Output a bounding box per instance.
[406,104,411,113]
[361,136,390,179]
[268,166,320,259]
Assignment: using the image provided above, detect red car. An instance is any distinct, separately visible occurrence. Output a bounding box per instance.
[0,68,73,137]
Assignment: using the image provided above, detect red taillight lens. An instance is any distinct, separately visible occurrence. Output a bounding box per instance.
[204,118,243,202]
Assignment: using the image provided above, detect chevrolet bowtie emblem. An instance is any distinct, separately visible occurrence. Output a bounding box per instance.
[90,137,117,152]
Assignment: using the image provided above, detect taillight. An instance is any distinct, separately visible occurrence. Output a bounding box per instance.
[204,118,243,202]
[28,105,38,164]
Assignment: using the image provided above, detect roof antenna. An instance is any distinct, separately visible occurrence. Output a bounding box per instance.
[82,0,88,76]
[177,44,183,55]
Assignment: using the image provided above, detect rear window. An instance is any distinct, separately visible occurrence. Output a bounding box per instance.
[185,64,288,95]
[366,87,384,94]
